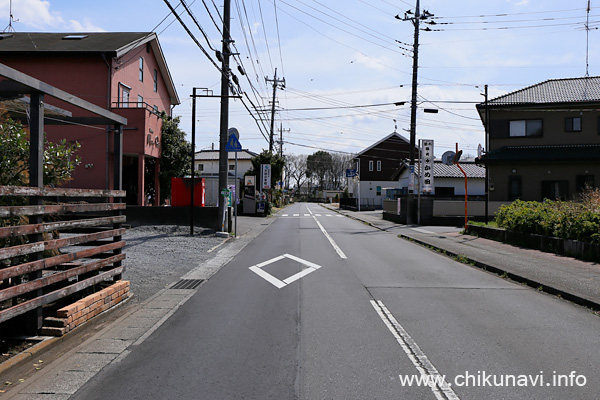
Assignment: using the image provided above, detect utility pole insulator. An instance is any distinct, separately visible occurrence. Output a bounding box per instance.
[265,68,286,153]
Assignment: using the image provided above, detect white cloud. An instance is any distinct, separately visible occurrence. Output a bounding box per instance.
[0,0,64,29]
[0,0,104,31]
[68,18,105,32]
[353,52,393,72]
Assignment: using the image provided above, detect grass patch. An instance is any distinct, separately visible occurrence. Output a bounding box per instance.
[467,220,499,228]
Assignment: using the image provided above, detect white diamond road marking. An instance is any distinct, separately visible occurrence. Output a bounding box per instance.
[249,254,322,289]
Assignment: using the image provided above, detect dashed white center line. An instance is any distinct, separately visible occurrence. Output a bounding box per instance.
[293,213,299,217]
[311,215,346,259]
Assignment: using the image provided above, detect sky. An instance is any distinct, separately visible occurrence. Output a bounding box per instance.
[1,0,598,157]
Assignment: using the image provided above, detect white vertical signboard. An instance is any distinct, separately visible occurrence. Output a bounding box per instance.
[421,139,434,193]
[261,164,271,190]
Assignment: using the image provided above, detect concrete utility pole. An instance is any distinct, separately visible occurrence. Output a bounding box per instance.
[399,0,434,225]
[484,84,490,224]
[279,123,290,157]
[218,0,232,233]
[266,68,285,153]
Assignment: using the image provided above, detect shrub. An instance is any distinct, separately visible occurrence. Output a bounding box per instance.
[495,193,600,244]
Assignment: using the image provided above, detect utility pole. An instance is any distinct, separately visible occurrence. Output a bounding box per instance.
[191,88,197,236]
[484,84,490,224]
[398,0,434,225]
[266,68,285,153]
[279,123,290,157]
[218,0,232,234]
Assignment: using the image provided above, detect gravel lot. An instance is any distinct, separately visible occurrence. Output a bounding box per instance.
[120,225,226,302]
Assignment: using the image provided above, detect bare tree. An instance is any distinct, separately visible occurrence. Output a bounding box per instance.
[285,154,308,192]
[329,152,355,190]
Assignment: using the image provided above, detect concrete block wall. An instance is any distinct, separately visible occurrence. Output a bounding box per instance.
[41,281,131,336]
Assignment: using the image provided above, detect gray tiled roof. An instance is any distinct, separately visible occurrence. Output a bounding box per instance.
[485,76,600,106]
[393,161,485,179]
[431,161,485,178]
[0,32,156,56]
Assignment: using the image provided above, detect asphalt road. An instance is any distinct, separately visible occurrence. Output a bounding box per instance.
[71,203,600,400]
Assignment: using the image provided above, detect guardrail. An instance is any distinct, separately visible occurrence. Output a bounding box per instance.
[0,186,126,331]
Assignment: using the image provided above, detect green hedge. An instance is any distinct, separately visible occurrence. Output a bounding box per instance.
[496,199,600,244]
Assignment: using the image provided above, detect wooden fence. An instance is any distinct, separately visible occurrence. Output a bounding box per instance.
[0,186,126,331]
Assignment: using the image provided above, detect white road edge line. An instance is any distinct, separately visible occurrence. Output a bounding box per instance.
[312,215,347,259]
[370,300,460,400]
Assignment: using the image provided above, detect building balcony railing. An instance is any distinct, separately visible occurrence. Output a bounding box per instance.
[111,101,163,117]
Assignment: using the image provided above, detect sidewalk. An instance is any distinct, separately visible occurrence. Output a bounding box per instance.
[323,205,600,311]
[0,214,276,399]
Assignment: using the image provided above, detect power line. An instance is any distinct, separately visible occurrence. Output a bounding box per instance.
[180,0,218,51]
[273,0,286,78]
[257,0,274,71]
[162,0,222,72]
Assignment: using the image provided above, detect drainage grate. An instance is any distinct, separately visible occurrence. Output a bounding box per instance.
[170,279,204,290]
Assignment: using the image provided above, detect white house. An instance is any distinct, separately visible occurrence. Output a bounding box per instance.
[351,132,413,209]
[194,149,257,206]
[194,149,257,177]
[392,160,486,197]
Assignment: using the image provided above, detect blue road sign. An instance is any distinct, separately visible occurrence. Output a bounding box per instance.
[346,168,358,178]
[225,134,242,151]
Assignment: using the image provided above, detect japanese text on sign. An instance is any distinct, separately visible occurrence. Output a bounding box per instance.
[421,139,434,193]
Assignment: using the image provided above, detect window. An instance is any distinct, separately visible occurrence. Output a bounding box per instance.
[376,160,382,171]
[376,186,381,196]
[139,57,144,81]
[508,176,522,201]
[565,117,582,132]
[197,164,204,171]
[137,95,144,108]
[435,187,455,197]
[542,181,568,201]
[153,69,158,92]
[509,119,542,137]
[120,86,130,108]
[369,160,373,171]
[229,165,235,171]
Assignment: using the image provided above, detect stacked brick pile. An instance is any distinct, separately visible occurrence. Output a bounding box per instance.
[41,281,131,336]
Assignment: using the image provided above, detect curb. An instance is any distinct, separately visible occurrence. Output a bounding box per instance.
[398,233,600,312]
[326,205,600,313]
[0,336,60,376]
[0,294,134,377]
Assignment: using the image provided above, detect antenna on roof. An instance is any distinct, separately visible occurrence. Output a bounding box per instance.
[585,0,592,77]
[3,0,18,33]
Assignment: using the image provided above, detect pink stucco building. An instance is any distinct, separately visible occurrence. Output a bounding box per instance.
[0,32,180,205]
